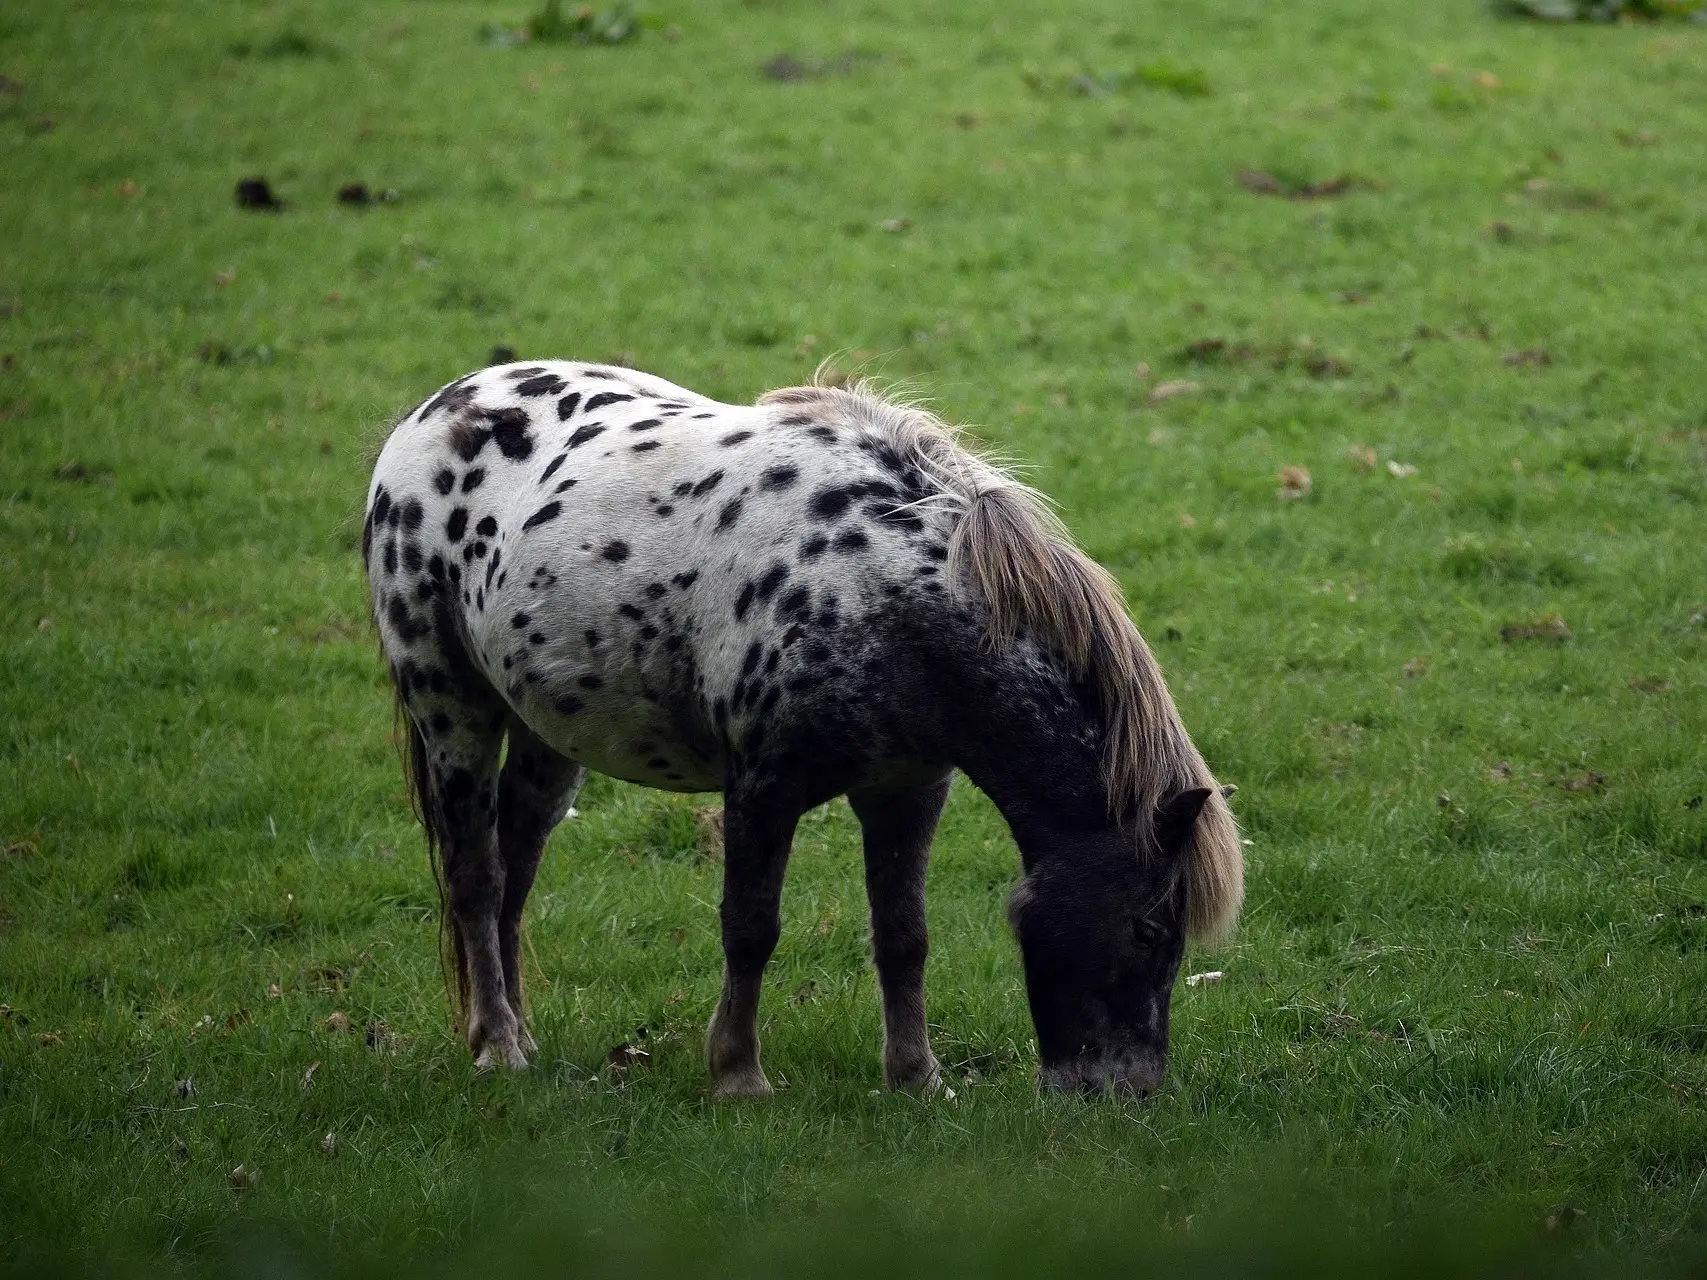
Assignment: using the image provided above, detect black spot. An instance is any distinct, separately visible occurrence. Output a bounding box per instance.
[555,478,578,494]
[756,562,789,600]
[601,540,630,563]
[512,612,531,630]
[385,594,429,642]
[917,564,937,576]
[433,469,455,495]
[672,570,698,589]
[567,422,606,449]
[476,516,498,537]
[716,498,743,531]
[515,374,567,397]
[926,543,949,561]
[505,366,547,380]
[639,624,658,641]
[540,453,568,483]
[799,534,828,561]
[584,629,601,647]
[431,712,451,734]
[462,468,486,493]
[741,642,763,677]
[632,440,662,452]
[618,603,644,621]
[780,625,806,648]
[809,486,853,521]
[488,407,535,460]
[428,555,446,580]
[400,499,424,531]
[523,502,562,531]
[760,464,799,491]
[673,481,694,497]
[383,541,398,575]
[691,470,724,498]
[578,674,603,689]
[734,583,756,620]
[764,649,780,674]
[720,430,753,447]
[554,695,584,715]
[760,686,781,713]
[644,582,667,600]
[403,543,424,572]
[834,528,869,554]
[777,586,811,622]
[656,504,673,516]
[628,418,663,432]
[583,391,634,413]
[530,633,546,645]
[807,425,836,443]
[446,508,469,542]
[472,541,488,558]
[416,579,433,601]
[556,392,582,420]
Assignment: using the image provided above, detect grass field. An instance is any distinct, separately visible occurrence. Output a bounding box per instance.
[3,0,1707,1272]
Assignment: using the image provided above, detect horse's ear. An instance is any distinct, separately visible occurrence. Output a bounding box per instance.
[1154,787,1213,853]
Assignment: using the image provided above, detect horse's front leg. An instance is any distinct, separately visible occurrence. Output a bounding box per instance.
[705,790,800,1099]
[495,723,586,1057]
[850,779,950,1093]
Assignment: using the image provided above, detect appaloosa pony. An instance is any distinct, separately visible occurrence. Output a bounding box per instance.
[364,361,1241,1095]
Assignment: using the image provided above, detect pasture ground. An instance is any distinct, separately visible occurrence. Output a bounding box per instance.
[2,0,1706,1273]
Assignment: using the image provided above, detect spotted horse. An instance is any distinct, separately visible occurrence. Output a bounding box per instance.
[364,360,1242,1096]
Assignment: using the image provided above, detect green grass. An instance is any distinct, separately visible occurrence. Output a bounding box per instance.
[3,0,1707,1272]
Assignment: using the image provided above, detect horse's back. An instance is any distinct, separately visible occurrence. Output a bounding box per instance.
[366,361,970,794]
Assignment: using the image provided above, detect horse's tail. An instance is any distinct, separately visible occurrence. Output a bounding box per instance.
[759,376,1243,942]
[389,673,469,1024]
[368,479,469,1029]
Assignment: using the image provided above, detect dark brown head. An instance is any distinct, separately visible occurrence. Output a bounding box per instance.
[1007,787,1215,1095]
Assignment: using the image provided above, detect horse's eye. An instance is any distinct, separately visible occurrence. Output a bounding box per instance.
[1131,918,1163,947]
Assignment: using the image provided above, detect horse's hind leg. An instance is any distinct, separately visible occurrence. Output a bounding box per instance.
[495,720,586,1056]
[705,787,801,1099]
[849,778,950,1093]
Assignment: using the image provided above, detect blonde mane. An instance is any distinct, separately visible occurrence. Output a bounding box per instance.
[759,378,1243,941]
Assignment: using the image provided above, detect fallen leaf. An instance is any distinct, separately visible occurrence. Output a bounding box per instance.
[1346,445,1378,471]
[37,1031,64,1047]
[365,1018,393,1051]
[668,925,686,945]
[1560,772,1605,793]
[1236,169,1286,195]
[1184,971,1224,987]
[1148,379,1200,405]
[324,1011,352,1034]
[1177,511,1196,528]
[879,216,911,233]
[301,1061,320,1090]
[1132,361,1150,380]
[1386,460,1419,478]
[214,268,236,288]
[1546,1205,1583,1231]
[174,1078,195,1098]
[1489,220,1515,243]
[1503,348,1550,367]
[1403,657,1430,679]
[228,1164,260,1192]
[266,983,282,999]
[1276,465,1312,500]
[1628,676,1673,693]
[321,1130,338,1157]
[1500,614,1570,643]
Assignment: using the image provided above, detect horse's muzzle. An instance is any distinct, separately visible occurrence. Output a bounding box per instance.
[1038,1047,1166,1097]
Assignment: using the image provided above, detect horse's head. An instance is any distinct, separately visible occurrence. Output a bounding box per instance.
[1007,786,1215,1096]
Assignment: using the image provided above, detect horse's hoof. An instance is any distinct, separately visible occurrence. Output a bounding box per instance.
[518,1026,539,1056]
[473,1036,530,1072]
[708,1069,773,1101]
[888,1067,944,1096]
